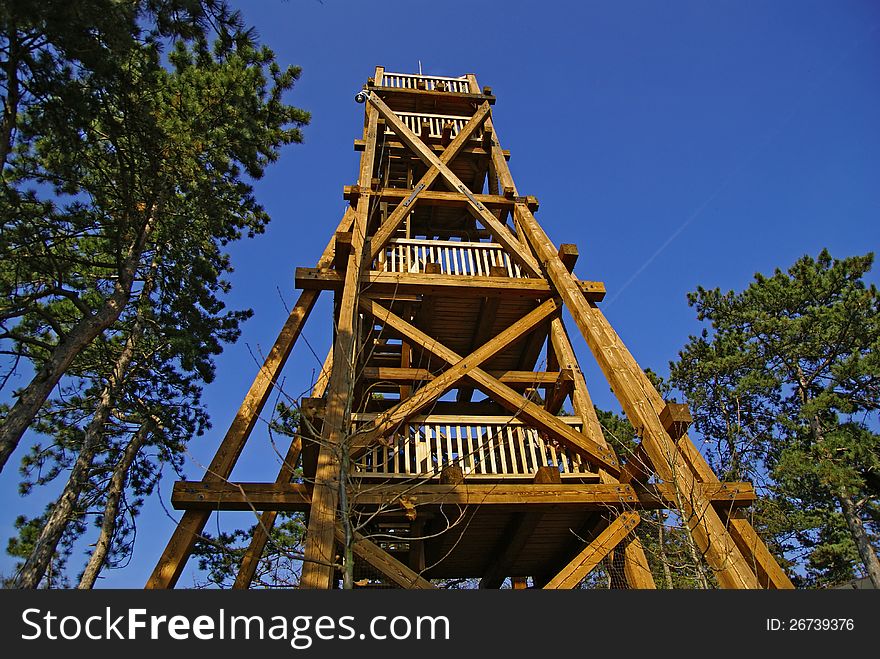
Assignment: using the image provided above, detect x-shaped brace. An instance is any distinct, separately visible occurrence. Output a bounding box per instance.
[352,297,620,474]
[361,91,543,277]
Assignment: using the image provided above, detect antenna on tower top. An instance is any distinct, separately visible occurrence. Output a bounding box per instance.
[418,60,422,75]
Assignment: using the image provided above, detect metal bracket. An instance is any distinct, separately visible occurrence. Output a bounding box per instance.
[457,184,485,211]
[402,183,426,208]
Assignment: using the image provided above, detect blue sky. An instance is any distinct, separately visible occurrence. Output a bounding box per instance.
[1,0,878,587]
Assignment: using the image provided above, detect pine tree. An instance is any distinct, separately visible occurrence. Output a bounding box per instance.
[671,250,880,587]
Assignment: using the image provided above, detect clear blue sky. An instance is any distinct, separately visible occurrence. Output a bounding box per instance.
[1,0,878,587]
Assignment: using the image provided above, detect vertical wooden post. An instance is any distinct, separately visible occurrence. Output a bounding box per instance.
[518,203,760,589]
[300,99,380,590]
[549,318,656,589]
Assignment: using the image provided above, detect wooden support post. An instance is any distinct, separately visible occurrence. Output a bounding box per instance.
[300,101,380,590]
[233,349,333,589]
[145,210,354,589]
[548,317,656,588]
[543,512,641,589]
[516,202,761,589]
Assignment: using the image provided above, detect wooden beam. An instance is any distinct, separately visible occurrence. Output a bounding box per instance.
[171,481,756,511]
[515,202,761,589]
[336,528,434,589]
[558,243,579,273]
[364,92,542,277]
[352,298,562,456]
[296,267,607,301]
[542,512,641,589]
[233,349,334,589]
[348,186,538,211]
[361,367,565,387]
[359,298,620,473]
[145,209,355,589]
[369,102,492,260]
[548,317,655,588]
[301,102,379,590]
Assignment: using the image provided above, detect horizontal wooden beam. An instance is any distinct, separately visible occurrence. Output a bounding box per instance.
[296,268,606,302]
[355,139,508,159]
[368,85,496,105]
[171,481,756,512]
[345,186,538,210]
[360,367,568,387]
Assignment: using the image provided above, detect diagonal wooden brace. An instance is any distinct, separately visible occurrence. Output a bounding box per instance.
[336,528,434,589]
[363,92,542,277]
[145,210,355,589]
[352,297,562,457]
[369,102,492,259]
[358,298,620,474]
[542,511,641,589]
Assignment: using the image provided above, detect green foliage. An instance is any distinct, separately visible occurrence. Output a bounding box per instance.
[670,249,880,586]
[1,1,309,585]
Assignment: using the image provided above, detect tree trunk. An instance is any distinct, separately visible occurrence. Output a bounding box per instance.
[13,387,115,587]
[837,487,880,588]
[12,259,156,587]
[0,206,159,474]
[658,512,674,589]
[78,422,150,589]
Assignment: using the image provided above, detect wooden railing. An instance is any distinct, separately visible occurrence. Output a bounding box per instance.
[377,72,473,94]
[387,111,478,140]
[377,238,524,278]
[350,415,597,480]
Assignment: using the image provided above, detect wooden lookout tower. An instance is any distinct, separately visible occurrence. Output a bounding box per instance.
[147,68,793,590]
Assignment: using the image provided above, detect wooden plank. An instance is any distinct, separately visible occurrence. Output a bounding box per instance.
[352,298,562,456]
[361,367,564,387]
[296,267,607,301]
[346,186,536,210]
[301,103,379,590]
[337,528,434,589]
[364,92,542,277]
[233,348,334,589]
[369,102,492,260]
[542,512,641,589]
[359,298,619,474]
[145,209,355,589]
[170,481,757,511]
[515,202,761,589]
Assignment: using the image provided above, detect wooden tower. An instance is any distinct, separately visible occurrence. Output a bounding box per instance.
[147,68,793,590]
